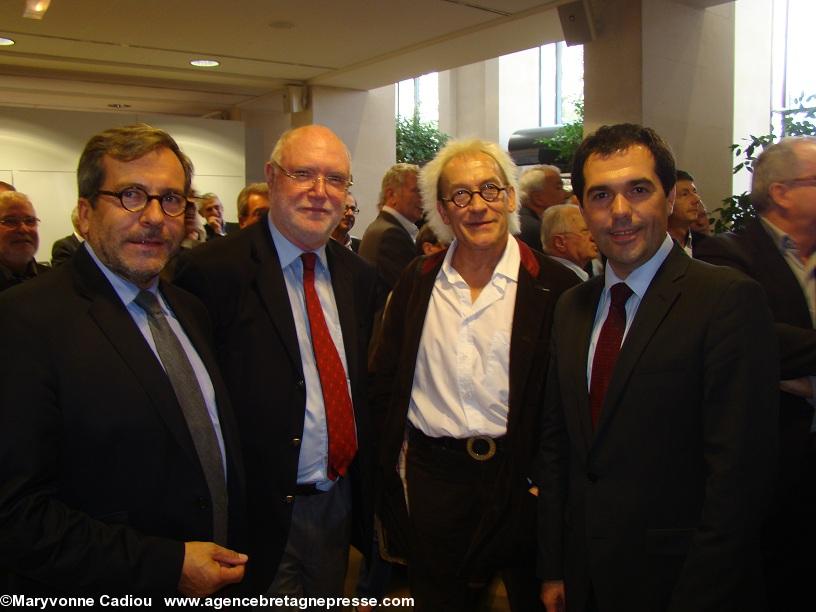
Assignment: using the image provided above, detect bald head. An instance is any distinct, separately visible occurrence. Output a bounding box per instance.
[0,191,39,273]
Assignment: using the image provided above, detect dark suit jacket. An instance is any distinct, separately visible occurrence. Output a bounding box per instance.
[373,238,578,574]
[358,210,416,289]
[695,218,816,534]
[50,233,81,267]
[0,260,49,292]
[174,221,379,593]
[0,246,245,595]
[538,245,778,612]
[205,221,240,241]
[518,205,544,252]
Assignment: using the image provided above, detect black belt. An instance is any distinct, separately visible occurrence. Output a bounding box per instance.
[408,424,504,461]
[294,483,325,496]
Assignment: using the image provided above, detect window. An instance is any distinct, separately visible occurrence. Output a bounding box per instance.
[396,72,439,123]
[771,0,816,135]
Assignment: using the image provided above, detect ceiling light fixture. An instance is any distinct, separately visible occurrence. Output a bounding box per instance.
[23,0,51,20]
[107,103,132,110]
[190,59,220,68]
[0,38,15,46]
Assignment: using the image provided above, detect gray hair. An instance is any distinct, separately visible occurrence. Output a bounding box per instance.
[519,164,560,206]
[540,204,580,254]
[420,138,521,244]
[378,163,419,209]
[237,182,269,220]
[752,136,816,214]
[196,192,220,214]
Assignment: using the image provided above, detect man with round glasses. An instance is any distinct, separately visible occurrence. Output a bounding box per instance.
[0,190,48,292]
[175,124,379,598]
[0,123,247,596]
[371,139,577,610]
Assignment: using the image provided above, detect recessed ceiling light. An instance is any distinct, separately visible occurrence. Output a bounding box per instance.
[0,38,15,46]
[190,59,220,68]
[23,0,51,20]
[107,103,132,109]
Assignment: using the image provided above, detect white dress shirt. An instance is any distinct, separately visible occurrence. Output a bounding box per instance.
[382,206,419,241]
[586,234,674,388]
[268,218,353,489]
[408,237,519,438]
[550,256,589,281]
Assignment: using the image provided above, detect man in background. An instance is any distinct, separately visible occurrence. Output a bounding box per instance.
[0,191,48,291]
[517,164,569,251]
[331,192,361,252]
[237,182,270,229]
[667,170,703,255]
[540,203,598,281]
[198,193,237,239]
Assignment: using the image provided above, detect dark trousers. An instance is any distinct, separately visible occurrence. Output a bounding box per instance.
[405,428,542,612]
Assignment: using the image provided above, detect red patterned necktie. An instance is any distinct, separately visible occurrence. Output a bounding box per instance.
[589,282,633,429]
[301,252,357,479]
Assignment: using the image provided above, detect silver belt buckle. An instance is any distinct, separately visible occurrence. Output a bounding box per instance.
[466,436,497,461]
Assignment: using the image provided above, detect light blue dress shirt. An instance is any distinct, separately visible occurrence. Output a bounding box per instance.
[586,234,674,388]
[267,218,353,489]
[84,243,227,473]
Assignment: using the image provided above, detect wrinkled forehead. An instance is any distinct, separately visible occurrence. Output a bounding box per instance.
[440,152,504,190]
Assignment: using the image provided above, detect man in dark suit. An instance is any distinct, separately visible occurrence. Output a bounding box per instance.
[0,123,246,595]
[667,170,703,255]
[537,124,778,612]
[175,125,379,597]
[373,139,577,611]
[197,193,238,240]
[517,164,569,252]
[359,163,421,289]
[0,191,49,292]
[695,136,816,612]
[331,192,361,253]
[51,206,83,267]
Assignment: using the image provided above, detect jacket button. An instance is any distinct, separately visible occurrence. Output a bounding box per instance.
[197,497,210,510]
[285,495,295,504]
[296,379,305,389]
[587,472,598,483]
[291,437,301,447]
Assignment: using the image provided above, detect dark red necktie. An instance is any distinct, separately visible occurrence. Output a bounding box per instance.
[589,282,633,429]
[301,252,357,479]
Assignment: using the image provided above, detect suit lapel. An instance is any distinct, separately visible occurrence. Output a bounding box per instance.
[594,247,687,438]
[327,242,359,385]
[572,279,604,451]
[507,261,552,438]
[249,224,303,373]
[72,248,199,465]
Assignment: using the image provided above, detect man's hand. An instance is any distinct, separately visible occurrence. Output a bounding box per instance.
[540,580,565,612]
[178,541,248,597]
[780,377,813,398]
[206,216,224,235]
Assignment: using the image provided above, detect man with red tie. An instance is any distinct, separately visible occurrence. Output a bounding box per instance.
[537,124,779,612]
[175,125,379,597]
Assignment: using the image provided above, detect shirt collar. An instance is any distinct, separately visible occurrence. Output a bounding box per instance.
[440,236,520,287]
[550,256,589,281]
[382,206,419,240]
[603,233,674,299]
[84,242,159,306]
[761,216,801,256]
[267,215,329,271]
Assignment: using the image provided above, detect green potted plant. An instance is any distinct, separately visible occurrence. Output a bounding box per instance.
[396,113,449,165]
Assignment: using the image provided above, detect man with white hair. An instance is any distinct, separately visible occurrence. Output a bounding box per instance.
[517,164,569,251]
[0,191,48,291]
[540,203,599,281]
[372,139,577,611]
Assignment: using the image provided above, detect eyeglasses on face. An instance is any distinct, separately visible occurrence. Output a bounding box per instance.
[441,182,508,208]
[96,186,188,217]
[782,175,816,187]
[345,205,359,214]
[272,161,353,194]
[0,216,39,229]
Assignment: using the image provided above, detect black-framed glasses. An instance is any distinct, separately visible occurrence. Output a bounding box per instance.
[272,161,353,194]
[96,187,188,217]
[345,205,360,214]
[0,216,40,229]
[441,183,508,208]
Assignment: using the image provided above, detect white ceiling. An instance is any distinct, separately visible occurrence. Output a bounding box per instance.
[0,0,570,117]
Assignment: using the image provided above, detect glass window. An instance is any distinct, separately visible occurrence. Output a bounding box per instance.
[396,72,439,123]
[771,0,816,135]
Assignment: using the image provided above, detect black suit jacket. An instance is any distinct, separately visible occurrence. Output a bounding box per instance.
[373,238,578,574]
[174,221,379,593]
[538,245,778,612]
[518,205,544,252]
[0,246,245,595]
[50,234,81,267]
[358,210,415,289]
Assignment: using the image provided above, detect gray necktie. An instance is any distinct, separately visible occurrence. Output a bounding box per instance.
[134,289,228,545]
